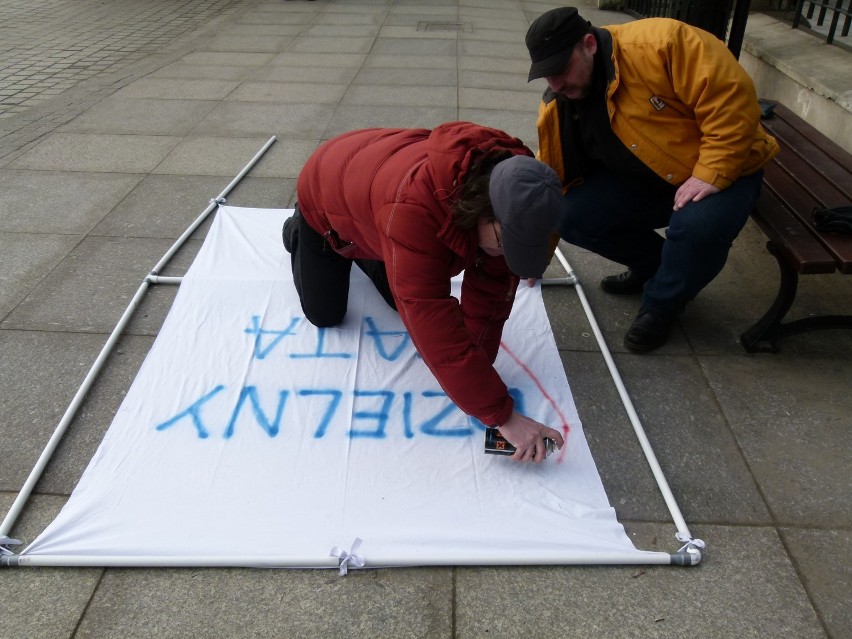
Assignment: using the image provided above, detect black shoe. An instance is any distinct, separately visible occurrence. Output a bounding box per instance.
[600,269,649,295]
[624,309,673,353]
[282,211,300,253]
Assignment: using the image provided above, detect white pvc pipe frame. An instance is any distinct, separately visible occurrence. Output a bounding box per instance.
[547,248,694,539]
[8,551,686,568]
[0,138,700,568]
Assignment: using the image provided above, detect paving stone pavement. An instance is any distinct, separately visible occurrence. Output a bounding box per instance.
[0,0,248,165]
[0,1,850,638]
[0,0,243,119]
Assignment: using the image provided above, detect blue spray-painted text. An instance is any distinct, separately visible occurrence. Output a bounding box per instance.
[244,315,417,361]
[155,386,524,440]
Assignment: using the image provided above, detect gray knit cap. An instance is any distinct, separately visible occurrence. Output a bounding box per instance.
[489,156,562,278]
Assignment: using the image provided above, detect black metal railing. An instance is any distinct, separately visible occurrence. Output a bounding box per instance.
[628,0,851,48]
[625,0,679,18]
[625,0,732,32]
[624,0,742,56]
[792,0,851,45]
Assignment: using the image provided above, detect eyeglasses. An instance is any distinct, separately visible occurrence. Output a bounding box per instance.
[491,220,503,248]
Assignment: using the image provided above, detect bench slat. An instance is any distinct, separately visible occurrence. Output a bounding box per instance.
[764,104,852,199]
[752,189,837,274]
[768,134,851,209]
[763,161,852,272]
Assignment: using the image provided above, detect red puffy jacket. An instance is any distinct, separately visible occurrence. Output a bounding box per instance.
[296,122,533,426]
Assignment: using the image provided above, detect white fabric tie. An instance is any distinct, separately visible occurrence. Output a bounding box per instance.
[330,537,365,575]
[0,535,22,555]
[209,197,226,206]
[675,532,706,553]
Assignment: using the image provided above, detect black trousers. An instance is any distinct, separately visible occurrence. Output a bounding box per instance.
[283,206,395,327]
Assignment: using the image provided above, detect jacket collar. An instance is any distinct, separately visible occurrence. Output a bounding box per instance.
[594,27,616,86]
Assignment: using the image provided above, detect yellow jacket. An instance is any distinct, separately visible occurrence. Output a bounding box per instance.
[536,18,779,191]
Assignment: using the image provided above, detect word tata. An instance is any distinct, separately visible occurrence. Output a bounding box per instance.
[244,315,421,361]
[154,314,528,439]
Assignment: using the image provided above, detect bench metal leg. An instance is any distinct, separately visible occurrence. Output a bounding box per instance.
[740,242,852,352]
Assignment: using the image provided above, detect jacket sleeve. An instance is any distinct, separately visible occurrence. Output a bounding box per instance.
[378,203,516,427]
[459,252,519,366]
[666,23,763,189]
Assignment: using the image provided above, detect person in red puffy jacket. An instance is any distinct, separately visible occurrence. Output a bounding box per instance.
[283,122,564,463]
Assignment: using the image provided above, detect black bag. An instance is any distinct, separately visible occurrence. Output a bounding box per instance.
[813,206,852,234]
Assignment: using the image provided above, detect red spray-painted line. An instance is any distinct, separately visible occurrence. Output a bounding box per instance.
[500,341,571,463]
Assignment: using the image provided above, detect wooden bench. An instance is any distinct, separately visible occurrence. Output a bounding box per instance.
[740,101,852,352]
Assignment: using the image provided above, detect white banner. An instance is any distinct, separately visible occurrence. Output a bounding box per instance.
[23,207,659,567]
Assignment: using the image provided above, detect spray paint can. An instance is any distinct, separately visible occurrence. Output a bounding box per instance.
[484,427,555,458]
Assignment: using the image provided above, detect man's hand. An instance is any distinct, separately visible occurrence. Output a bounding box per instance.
[497,411,564,464]
[673,176,720,211]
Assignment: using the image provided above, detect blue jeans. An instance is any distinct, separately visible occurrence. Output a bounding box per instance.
[556,170,764,315]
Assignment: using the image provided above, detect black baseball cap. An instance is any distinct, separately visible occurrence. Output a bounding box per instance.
[525,7,591,81]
